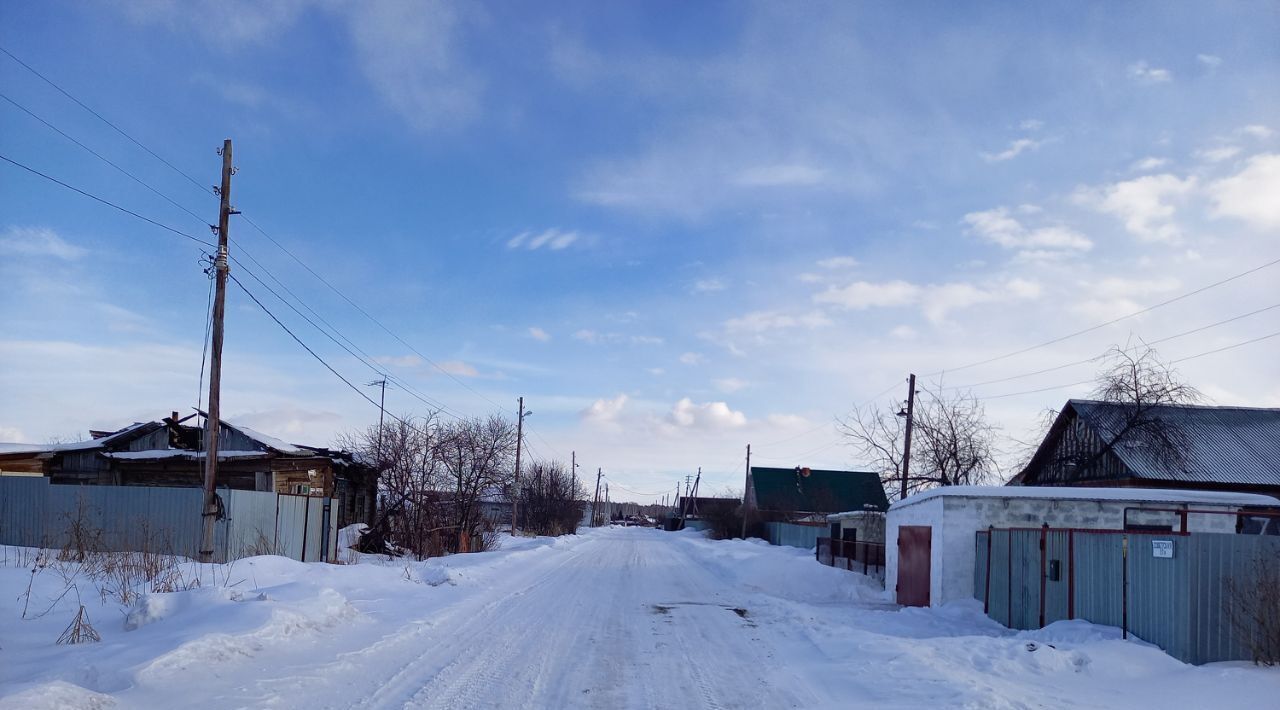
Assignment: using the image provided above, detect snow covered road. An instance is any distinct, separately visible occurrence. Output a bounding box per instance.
[3,527,1279,709]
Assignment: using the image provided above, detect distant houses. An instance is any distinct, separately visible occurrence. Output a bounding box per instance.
[0,411,378,528]
[1011,400,1280,499]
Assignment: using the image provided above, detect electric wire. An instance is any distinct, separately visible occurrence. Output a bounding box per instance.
[0,153,215,248]
[0,43,214,197]
[922,255,1280,378]
[975,328,1280,401]
[0,90,213,227]
[949,303,1280,390]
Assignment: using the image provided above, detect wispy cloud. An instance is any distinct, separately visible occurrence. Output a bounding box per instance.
[981,138,1043,163]
[1078,174,1197,242]
[1196,54,1223,68]
[528,327,551,342]
[693,278,726,293]
[816,256,858,270]
[1128,60,1172,84]
[962,207,1092,256]
[507,228,581,251]
[0,227,87,260]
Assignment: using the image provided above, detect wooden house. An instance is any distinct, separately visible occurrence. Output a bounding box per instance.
[0,412,378,528]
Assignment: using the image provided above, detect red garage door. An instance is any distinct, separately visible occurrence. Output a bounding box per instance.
[897,525,932,607]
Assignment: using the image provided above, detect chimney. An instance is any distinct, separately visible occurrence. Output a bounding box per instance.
[171,411,180,424]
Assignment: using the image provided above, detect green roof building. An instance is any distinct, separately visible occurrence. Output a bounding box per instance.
[744,466,888,521]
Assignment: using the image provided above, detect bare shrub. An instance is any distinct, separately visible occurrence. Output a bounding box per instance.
[58,493,104,563]
[515,460,586,536]
[1226,553,1280,666]
[56,605,101,645]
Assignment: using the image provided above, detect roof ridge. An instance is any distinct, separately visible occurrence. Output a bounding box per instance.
[1069,398,1280,413]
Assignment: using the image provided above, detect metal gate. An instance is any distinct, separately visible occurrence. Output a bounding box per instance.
[896,525,931,607]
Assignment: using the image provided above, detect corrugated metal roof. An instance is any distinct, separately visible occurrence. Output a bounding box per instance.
[1071,399,1280,486]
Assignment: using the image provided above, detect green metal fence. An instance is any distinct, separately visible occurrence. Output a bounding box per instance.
[975,526,1280,664]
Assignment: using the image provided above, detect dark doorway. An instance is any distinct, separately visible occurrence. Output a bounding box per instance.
[896,525,932,607]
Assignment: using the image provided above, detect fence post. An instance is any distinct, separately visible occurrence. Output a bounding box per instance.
[1039,524,1047,628]
[984,528,993,615]
[300,497,310,563]
[1067,530,1075,620]
[320,498,331,563]
[1121,535,1128,640]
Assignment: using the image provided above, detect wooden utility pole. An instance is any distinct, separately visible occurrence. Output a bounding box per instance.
[199,138,234,564]
[592,467,602,527]
[900,373,917,502]
[513,396,524,533]
[740,443,751,539]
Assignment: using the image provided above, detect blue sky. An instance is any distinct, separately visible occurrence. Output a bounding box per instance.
[2,1,1278,500]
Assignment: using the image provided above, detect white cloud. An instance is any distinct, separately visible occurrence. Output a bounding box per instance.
[816,256,859,269]
[734,163,828,188]
[528,327,551,342]
[508,228,580,251]
[1127,60,1172,83]
[1195,145,1241,163]
[693,278,726,293]
[1082,174,1197,242]
[1240,125,1274,140]
[437,360,478,377]
[581,394,628,423]
[713,377,749,393]
[0,227,87,260]
[962,207,1092,254]
[0,425,25,442]
[1019,119,1044,131]
[1209,153,1280,229]
[981,138,1042,163]
[572,329,598,343]
[678,352,705,365]
[813,280,919,310]
[1196,54,1223,68]
[889,325,917,340]
[723,309,832,334]
[797,272,823,283]
[344,2,482,132]
[668,398,746,429]
[1130,157,1169,172]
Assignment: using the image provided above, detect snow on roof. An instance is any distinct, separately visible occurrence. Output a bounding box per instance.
[221,419,306,455]
[104,450,271,461]
[888,485,1280,511]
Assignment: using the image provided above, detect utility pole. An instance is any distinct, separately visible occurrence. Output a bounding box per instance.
[366,379,387,460]
[513,396,525,533]
[899,373,917,502]
[592,467,602,527]
[199,138,234,564]
[740,443,751,539]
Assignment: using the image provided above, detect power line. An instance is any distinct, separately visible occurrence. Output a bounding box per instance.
[0,90,212,227]
[923,255,1280,378]
[228,272,396,419]
[237,214,514,416]
[0,152,215,249]
[976,328,1280,402]
[0,43,213,197]
[949,303,1280,390]
[0,39,518,419]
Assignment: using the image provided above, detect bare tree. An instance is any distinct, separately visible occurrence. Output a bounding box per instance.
[1029,345,1202,479]
[842,383,999,500]
[436,415,518,552]
[337,413,444,557]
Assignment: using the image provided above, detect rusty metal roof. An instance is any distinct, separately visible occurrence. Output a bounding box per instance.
[1070,399,1280,486]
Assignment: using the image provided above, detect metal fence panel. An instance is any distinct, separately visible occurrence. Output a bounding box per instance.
[764,522,823,549]
[974,531,989,604]
[1009,529,1042,630]
[987,529,1011,627]
[1125,532,1192,662]
[1043,530,1071,625]
[0,476,51,547]
[0,478,333,564]
[1072,532,1124,629]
